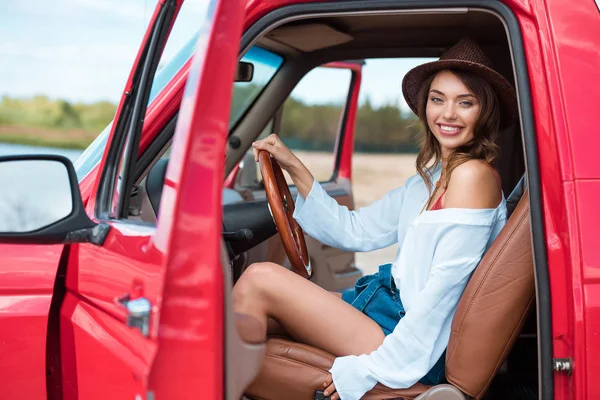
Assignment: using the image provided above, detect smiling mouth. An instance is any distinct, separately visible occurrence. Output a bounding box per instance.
[437,124,464,135]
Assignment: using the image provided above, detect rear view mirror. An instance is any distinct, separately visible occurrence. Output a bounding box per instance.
[235,61,254,82]
[0,155,101,244]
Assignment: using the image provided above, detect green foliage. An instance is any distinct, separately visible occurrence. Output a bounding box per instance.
[277,95,421,154]
[355,97,421,153]
[2,89,421,153]
[0,95,116,132]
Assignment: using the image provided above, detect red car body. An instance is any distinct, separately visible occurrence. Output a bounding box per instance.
[1,0,598,399]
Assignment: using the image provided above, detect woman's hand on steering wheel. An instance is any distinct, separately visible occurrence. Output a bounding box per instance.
[252,134,314,199]
[252,134,299,171]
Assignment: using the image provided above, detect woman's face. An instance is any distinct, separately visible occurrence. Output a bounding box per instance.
[426,70,481,158]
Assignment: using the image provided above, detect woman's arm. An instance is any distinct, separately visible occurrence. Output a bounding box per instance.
[252,134,407,252]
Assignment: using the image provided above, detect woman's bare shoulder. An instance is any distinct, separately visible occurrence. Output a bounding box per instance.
[444,160,501,209]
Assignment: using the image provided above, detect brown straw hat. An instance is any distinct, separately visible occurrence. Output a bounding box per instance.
[402,37,518,127]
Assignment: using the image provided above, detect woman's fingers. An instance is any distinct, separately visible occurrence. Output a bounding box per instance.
[252,134,295,169]
[323,374,337,399]
[252,140,269,162]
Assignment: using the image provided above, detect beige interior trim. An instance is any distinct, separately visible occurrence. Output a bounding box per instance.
[257,36,301,57]
[241,7,469,55]
[266,23,353,51]
[222,241,266,400]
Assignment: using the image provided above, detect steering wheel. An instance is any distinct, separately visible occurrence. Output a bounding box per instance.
[257,150,311,279]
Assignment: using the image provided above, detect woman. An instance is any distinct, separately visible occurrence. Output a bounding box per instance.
[233,38,517,400]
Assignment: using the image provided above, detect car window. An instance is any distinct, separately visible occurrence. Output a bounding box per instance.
[74,0,207,181]
[74,43,283,182]
[235,65,353,188]
[279,66,353,183]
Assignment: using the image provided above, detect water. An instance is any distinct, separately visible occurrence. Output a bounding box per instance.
[0,143,83,160]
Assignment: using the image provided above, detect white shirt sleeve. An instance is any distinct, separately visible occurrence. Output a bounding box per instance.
[328,213,496,400]
[292,178,410,252]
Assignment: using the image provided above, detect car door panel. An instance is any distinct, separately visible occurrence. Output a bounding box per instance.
[0,238,65,397]
[65,224,161,321]
[60,293,156,399]
[61,204,166,398]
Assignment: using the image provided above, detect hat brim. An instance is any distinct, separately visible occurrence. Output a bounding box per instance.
[402,59,518,128]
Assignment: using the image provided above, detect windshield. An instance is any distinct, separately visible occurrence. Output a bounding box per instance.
[75,37,283,181]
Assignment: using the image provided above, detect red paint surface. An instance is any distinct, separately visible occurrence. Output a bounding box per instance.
[147,0,245,397]
[0,0,599,398]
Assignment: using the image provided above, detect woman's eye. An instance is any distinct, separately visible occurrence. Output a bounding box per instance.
[460,101,473,107]
[430,97,443,103]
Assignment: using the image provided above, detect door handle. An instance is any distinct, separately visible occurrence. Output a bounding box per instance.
[119,296,151,337]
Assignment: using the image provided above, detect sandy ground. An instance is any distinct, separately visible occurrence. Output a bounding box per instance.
[295,151,417,275]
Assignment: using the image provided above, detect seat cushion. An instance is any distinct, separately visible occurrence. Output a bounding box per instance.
[246,338,431,400]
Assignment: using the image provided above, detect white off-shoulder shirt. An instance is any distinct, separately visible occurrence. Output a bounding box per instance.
[292,165,507,400]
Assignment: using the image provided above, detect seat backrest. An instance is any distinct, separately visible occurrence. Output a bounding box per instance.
[445,188,535,399]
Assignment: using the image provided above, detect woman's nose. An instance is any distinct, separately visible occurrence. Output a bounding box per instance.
[442,103,457,120]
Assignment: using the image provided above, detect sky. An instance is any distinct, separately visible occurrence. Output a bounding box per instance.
[0,0,434,111]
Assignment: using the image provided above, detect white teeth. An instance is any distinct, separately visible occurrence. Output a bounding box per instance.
[439,125,461,132]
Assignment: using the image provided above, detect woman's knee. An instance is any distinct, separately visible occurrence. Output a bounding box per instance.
[233,262,282,302]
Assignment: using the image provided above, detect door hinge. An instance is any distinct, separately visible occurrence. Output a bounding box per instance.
[553,358,573,375]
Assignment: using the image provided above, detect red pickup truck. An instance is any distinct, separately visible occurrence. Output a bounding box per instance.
[0,0,598,399]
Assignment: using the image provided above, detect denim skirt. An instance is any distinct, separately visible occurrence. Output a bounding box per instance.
[341,263,446,386]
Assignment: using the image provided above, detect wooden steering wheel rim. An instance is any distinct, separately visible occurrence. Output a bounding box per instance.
[257,151,311,278]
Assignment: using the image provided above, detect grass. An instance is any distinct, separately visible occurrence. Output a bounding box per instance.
[0,133,92,150]
[0,125,97,150]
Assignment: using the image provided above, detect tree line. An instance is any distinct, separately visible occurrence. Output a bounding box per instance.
[280,96,421,153]
[0,95,116,133]
[1,91,422,153]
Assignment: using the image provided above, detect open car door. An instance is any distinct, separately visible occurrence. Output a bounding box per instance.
[57,0,245,398]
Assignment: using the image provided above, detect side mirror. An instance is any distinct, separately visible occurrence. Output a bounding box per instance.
[235,61,254,82]
[0,155,106,245]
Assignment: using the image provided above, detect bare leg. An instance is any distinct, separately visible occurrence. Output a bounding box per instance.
[267,291,342,336]
[233,262,385,357]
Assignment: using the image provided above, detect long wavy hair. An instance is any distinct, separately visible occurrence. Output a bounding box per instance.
[415,69,501,196]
